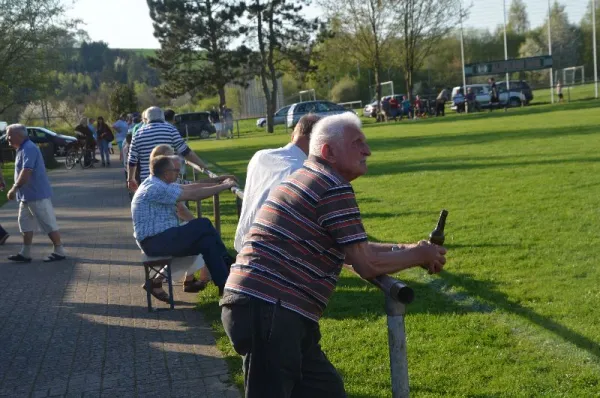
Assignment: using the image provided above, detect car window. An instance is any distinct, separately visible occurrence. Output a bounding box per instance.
[294,104,307,113]
[28,128,46,139]
[276,106,291,116]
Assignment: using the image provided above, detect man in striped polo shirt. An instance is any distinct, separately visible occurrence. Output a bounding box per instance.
[221,113,448,397]
[127,106,207,192]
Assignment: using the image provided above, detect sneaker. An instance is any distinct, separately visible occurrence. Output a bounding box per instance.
[8,253,32,263]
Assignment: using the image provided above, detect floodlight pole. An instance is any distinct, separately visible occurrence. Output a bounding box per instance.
[459,1,467,112]
[547,0,555,104]
[503,0,510,92]
[593,0,598,98]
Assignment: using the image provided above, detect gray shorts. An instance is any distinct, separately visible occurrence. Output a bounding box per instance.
[18,198,59,234]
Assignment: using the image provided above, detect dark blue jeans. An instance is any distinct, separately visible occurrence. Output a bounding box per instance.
[140,218,230,288]
[0,224,7,237]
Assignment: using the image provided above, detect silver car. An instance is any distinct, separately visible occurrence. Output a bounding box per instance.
[256,105,291,128]
[286,101,352,128]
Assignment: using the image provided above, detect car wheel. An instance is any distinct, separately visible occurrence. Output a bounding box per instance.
[55,145,67,157]
[259,121,266,128]
[200,130,211,139]
[509,97,521,107]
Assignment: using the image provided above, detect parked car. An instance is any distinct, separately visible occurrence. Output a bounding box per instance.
[363,94,407,117]
[0,126,77,157]
[497,80,533,104]
[450,84,527,112]
[173,112,216,139]
[256,105,291,128]
[286,101,354,128]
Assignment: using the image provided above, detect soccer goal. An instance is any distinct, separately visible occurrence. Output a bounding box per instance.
[298,89,316,102]
[555,66,585,86]
[370,81,395,101]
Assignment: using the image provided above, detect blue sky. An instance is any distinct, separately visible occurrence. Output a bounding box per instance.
[66,0,590,49]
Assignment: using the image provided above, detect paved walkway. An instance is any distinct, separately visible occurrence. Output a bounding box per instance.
[0,156,239,398]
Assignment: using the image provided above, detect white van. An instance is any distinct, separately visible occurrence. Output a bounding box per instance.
[450,84,527,112]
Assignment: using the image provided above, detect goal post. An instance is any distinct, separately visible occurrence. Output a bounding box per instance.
[369,81,395,101]
[298,89,316,102]
[555,66,585,86]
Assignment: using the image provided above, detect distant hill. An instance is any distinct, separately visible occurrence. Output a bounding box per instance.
[122,49,157,57]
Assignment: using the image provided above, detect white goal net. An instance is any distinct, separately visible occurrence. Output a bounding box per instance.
[555,66,585,86]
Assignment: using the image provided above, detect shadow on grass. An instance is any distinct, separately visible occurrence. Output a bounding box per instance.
[440,271,600,361]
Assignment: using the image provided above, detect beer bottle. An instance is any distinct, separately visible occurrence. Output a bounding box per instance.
[429,210,448,245]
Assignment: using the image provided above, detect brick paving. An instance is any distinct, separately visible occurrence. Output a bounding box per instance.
[0,156,240,398]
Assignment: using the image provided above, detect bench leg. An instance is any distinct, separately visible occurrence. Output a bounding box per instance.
[165,262,174,310]
[144,265,153,312]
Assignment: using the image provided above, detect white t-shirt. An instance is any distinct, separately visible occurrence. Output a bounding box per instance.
[234,143,307,252]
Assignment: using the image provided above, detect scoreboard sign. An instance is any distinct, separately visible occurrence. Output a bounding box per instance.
[465,55,553,77]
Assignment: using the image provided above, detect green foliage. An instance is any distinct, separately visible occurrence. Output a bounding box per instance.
[330,76,359,103]
[147,0,249,105]
[0,0,75,115]
[190,99,600,397]
[109,84,138,120]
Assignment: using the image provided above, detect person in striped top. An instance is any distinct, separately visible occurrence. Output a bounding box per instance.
[127,106,207,192]
[221,112,448,397]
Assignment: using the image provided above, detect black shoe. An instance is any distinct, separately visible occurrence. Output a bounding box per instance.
[8,253,32,263]
[101,162,106,167]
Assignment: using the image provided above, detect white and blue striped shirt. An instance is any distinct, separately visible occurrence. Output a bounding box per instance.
[128,122,190,181]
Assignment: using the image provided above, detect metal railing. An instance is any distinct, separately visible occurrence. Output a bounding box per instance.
[189,162,413,398]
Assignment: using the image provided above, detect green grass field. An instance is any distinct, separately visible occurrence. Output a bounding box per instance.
[188,99,600,397]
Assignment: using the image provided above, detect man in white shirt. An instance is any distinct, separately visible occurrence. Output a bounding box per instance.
[234,114,320,252]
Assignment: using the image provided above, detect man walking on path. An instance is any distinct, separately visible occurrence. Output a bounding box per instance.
[127,106,208,192]
[234,114,320,252]
[5,124,66,263]
[112,113,129,162]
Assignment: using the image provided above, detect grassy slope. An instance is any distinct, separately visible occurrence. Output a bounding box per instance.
[189,100,600,397]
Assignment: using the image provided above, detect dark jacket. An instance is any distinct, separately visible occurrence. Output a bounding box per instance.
[75,125,95,147]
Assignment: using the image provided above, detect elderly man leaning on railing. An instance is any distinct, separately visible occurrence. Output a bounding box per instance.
[199,113,447,398]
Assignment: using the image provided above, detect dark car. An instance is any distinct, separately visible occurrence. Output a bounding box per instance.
[174,112,216,139]
[1,126,77,157]
[497,80,533,104]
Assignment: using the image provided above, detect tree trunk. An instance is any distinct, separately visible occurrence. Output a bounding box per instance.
[218,86,226,108]
[405,69,413,101]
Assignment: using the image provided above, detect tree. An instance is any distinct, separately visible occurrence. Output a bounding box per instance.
[396,0,464,100]
[246,0,320,132]
[580,0,600,81]
[318,0,399,117]
[147,0,248,106]
[507,0,530,35]
[330,76,359,103]
[109,84,138,120]
[0,0,75,115]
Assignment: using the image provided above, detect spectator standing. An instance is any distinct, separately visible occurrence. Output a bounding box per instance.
[234,115,320,252]
[414,95,424,118]
[0,147,9,244]
[127,106,208,192]
[222,105,234,139]
[453,89,465,113]
[556,80,564,102]
[221,113,447,396]
[88,118,99,162]
[112,114,129,161]
[388,96,399,121]
[96,117,113,167]
[210,106,222,139]
[488,78,500,112]
[436,88,449,116]
[5,124,66,263]
[401,95,412,120]
[466,87,480,112]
